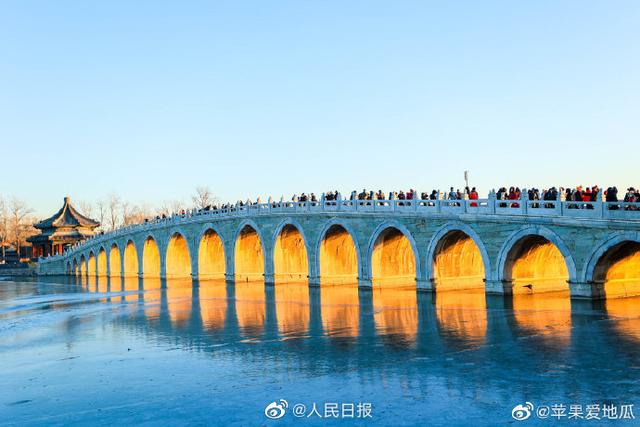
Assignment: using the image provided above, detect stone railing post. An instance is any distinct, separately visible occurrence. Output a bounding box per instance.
[521,188,528,214]
[488,190,496,214]
[596,187,605,218]
[556,191,563,216]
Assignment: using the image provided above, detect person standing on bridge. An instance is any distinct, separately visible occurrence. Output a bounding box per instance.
[468,187,479,207]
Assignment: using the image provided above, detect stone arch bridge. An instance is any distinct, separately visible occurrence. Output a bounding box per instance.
[38,196,640,300]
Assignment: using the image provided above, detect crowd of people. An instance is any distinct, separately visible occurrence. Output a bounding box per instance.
[143,185,640,223]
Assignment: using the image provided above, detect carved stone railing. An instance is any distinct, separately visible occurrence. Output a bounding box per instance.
[38,196,640,264]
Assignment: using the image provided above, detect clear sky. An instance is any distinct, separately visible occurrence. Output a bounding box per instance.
[1,1,639,218]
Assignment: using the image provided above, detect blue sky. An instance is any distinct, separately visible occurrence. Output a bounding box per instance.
[1,1,639,217]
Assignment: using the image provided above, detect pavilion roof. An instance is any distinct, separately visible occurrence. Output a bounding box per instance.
[33,197,100,230]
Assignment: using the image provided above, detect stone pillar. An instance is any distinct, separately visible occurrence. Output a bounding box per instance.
[120,251,126,279]
[358,277,372,289]
[105,250,111,277]
[569,281,606,300]
[416,278,434,292]
[225,244,235,284]
[308,275,321,287]
[263,248,275,286]
[485,280,513,295]
[190,256,199,281]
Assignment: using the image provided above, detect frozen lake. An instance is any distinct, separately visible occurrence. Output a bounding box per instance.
[1,278,639,426]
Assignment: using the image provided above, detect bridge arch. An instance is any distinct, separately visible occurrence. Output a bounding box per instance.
[367,221,419,287]
[66,261,71,275]
[426,222,490,290]
[72,258,79,277]
[198,224,226,280]
[165,231,192,279]
[79,255,87,277]
[142,235,161,278]
[273,219,310,284]
[233,220,265,282]
[316,219,361,285]
[87,251,97,278]
[97,246,107,277]
[123,240,139,277]
[584,231,640,297]
[497,225,576,292]
[109,243,121,277]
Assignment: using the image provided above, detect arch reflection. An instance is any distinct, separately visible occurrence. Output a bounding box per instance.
[511,291,572,347]
[434,289,487,347]
[198,279,228,331]
[372,285,418,347]
[274,283,309,336]
[320,284,359,338]
[234,281,266,337]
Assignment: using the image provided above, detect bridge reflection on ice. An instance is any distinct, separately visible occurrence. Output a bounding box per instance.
[63,273,640,355]
[511,290,572,347]
[7,276,640,425]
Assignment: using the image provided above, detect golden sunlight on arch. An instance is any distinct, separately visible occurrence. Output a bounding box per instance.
[97,249,107,277]
[87,253,97,277]
[594,241,640,298]
[73,259,79,277]
[198,229,225,280]
[505,236,569,294]
[123,241,138,277]
[432,231,485,291]
[79,256,86,278]
[274,225,308,284]
[371,227,416,287]
[143,237,161,278]
[166,233,192,279]
[109,244,121,277]
[234,225,264,282]
[319,225,358,285]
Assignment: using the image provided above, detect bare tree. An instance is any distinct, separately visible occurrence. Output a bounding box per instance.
[107,193,121,230]
[0,197,7,262]
[123,204,148,226]
[9,197,34,258]
[121,201,131,226]
[158,199,185,216]
[78,200,93,218]
[95,199,106,231]
[192,186,217,210]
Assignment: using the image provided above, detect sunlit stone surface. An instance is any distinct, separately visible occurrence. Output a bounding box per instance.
[432,231,485,290]
[166,233,191,278]
[143,237,161,278]
[371,228,416,287]
[319,225,358,285]
[123,241,138,277]
[507,236,569,293]
[198,230,225,280]
[596,242,640,298]
[234,226,264,282]
[109,244,121,277]
[274,225,308,284]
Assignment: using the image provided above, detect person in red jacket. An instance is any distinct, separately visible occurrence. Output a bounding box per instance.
[468,186,479,207]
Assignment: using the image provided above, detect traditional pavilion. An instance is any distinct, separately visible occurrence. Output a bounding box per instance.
[28,197,100,258]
